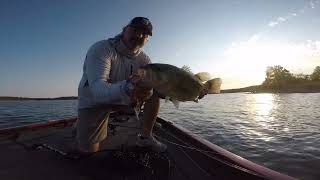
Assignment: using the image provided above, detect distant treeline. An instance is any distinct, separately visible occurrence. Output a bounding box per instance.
[3,65,320,98]
[0,96,78,101]
[222,65,320,93]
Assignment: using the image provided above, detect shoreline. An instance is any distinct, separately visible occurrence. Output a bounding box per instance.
[220,89,320,94]
[2,90,320,101]
[220,83,320,94]
[0,96,78,101]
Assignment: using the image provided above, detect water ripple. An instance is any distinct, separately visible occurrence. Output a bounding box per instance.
[0,94,319,179]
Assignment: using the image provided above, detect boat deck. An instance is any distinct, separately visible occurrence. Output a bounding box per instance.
[0,114,290,180]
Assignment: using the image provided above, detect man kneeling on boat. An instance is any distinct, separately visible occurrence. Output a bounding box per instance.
[77,17,167,153]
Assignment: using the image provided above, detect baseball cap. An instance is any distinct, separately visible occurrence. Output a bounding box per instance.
[128,17,153,36]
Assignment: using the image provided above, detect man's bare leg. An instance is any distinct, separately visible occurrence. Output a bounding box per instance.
[142,94,160,136]
[137,94,166,152]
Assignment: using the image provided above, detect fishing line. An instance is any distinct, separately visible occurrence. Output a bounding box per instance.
[155,135,220,154]
[179,145,212,177]
[109,122,223,155]
[157,128,264,178]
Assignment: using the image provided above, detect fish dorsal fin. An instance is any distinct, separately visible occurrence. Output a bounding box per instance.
[194,72,212,82]
[181,65,193,74]
[171,98,180,108]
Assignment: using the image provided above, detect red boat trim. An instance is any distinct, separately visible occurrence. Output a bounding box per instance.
[157,117,296,180]
[0,117,77,135]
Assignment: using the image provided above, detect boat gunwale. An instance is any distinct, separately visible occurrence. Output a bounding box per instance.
[0,117,77,135]
[156,116,296,180]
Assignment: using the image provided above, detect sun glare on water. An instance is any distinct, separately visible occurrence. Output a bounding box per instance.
[246,93,276,142]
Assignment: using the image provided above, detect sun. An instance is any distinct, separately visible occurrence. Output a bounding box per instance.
[223,40,303,85]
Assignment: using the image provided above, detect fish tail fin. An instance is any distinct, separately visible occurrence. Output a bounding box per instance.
[194,72,212,82]
[204,78,222,94]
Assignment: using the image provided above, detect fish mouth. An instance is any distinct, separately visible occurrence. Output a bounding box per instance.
[137,69,146,77]
[136,69,153,88]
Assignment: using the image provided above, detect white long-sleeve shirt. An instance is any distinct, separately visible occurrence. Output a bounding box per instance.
[78,36,151,109]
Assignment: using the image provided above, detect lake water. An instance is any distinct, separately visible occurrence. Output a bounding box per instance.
[0,93,319,180]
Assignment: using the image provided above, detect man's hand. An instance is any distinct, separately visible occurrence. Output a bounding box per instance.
[126,74,153,107]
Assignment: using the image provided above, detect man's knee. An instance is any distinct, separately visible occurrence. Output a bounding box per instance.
[76,108,110,153]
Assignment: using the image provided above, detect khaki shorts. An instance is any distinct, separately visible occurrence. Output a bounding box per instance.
[76,107,111,151]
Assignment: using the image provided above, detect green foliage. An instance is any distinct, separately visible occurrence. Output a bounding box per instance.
[262,65,320,87]
[311,66,320,81]
[222,65,320,93]
[262,65,293,87]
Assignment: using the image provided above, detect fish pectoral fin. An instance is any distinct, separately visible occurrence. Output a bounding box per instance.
[165,96,170,103]
[193,98,199,103]
[171,98,180,109]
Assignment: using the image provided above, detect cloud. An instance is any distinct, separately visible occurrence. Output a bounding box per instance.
[221,39,320,88]
[308,0,320,8]
[223,39,320,73]
[224,1,320,77]
[225,39,320,58]
[267,0,320,28]
[310,1,315,8]
[220,0,320,88]
[248,33,262,42]
[268,15,291,27]
[303,40,320,56]
[268,21,278,27]
[277,17,286,22]
[250,0,320,45]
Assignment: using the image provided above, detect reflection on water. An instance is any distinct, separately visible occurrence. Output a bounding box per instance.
[253,94,274,117]
[250,94,275,142]
[159,93,320,180]
[0,93,320,180]
[242,94,294,143]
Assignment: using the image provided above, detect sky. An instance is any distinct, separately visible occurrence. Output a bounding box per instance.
[1,0,319,98]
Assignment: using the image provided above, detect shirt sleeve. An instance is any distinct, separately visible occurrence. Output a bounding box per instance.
[85,42,130,105]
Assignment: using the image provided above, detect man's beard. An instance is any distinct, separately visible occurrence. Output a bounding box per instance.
[129,38,144,50]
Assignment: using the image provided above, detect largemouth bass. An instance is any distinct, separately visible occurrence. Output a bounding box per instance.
[136,63,222,108]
